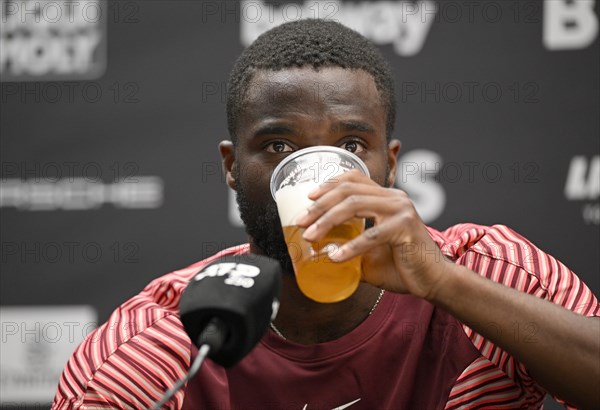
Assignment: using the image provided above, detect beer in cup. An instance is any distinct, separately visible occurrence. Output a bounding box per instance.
[270,146,370,303]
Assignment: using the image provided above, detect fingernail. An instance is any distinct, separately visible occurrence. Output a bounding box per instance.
[303,224,317,240]
[329,246,345,261]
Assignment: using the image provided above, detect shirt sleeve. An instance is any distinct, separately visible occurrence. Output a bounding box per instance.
[51,310,191,410]
[51,246,250,409]
[456,224,600,317]
[443,223,599,409]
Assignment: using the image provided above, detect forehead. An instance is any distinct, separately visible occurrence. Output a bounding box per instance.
[239,67,385,126]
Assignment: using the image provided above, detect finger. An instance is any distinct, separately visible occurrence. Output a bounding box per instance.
[329,214,410,262]
[302,193,406,242]
[297,182,394,227]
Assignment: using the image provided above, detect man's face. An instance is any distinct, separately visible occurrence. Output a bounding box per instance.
[229,67,397,273]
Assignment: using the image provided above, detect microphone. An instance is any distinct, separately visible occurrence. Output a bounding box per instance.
[149,254,281,410]
[179,254,282,367]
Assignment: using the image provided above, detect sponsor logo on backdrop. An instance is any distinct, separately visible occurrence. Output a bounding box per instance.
[239,0,598,55]
[229,188,244,227]
[0,177,164,211]
[240,0,598,57]
[1,163,164,211]
[240,0,437,56]
[395,150,446,223]
[544,0,599,50]
[0,306,97,404]
[565,155,599,225]
[0,0,107,81]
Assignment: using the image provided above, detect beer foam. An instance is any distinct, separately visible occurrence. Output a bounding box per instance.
[275,183,317,226]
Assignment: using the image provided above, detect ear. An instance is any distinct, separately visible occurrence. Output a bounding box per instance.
[386,139,402,186]
[218,140,237,191]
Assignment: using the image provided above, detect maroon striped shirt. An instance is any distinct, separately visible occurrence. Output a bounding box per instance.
[52,224,600,409]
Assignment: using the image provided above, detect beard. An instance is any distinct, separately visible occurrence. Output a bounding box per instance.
[234,163,392,276]
[234,164,295,275]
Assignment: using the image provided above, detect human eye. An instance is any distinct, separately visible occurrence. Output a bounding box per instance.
[264,141,294,153]
[340,139,366,154]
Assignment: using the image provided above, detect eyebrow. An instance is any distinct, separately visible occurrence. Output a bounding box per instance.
[252,124,295,138]
[251,120,375,139]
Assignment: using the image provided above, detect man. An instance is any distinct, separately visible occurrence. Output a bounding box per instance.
[52,19,599,409]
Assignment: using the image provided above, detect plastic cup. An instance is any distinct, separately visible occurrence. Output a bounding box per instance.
[270,146,370,303]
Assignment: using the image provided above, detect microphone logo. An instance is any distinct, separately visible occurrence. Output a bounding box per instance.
[194,262,260,289]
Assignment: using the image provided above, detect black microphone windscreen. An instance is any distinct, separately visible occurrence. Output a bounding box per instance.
[179,254,282,367]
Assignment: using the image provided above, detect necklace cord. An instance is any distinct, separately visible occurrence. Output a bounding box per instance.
[269,289,385,341]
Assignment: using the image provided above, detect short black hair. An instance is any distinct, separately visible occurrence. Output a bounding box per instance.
[226,19,396,144]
